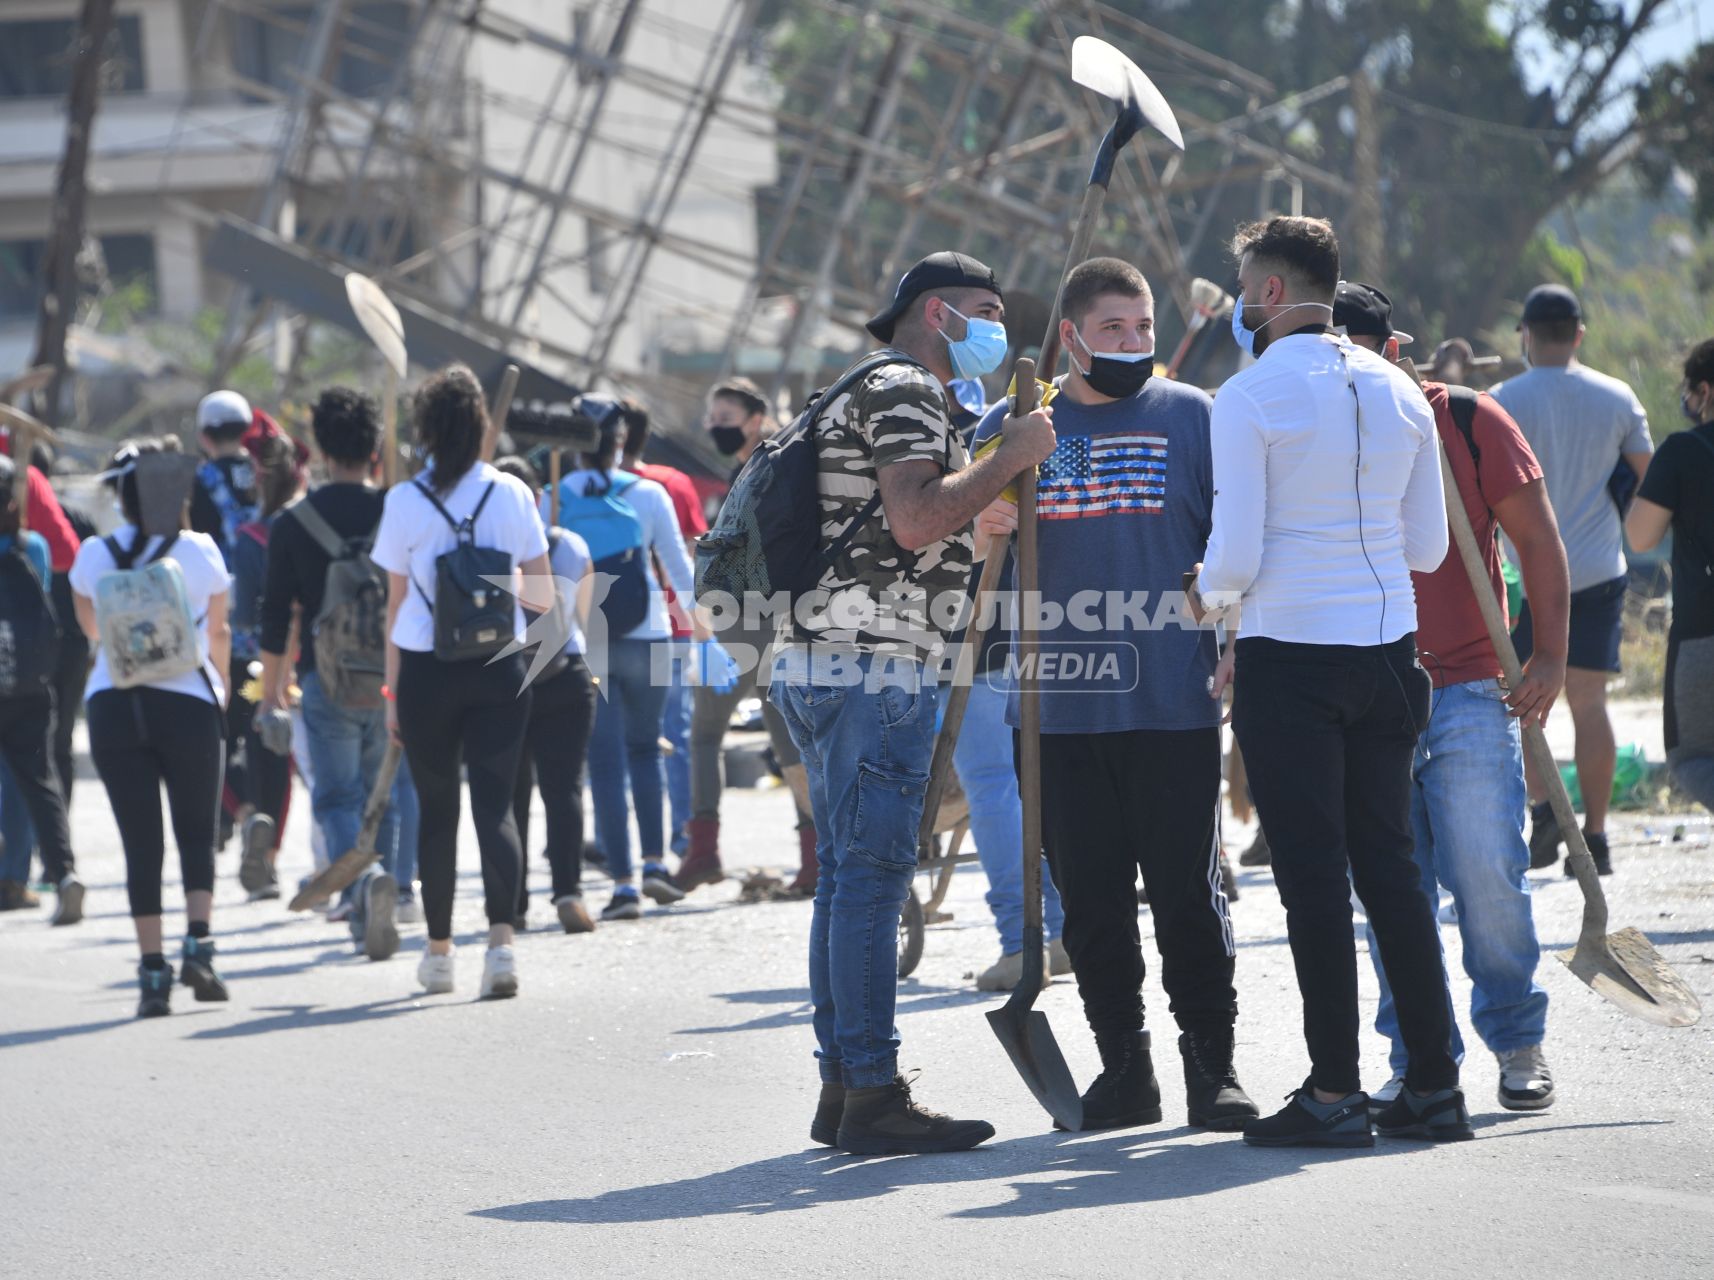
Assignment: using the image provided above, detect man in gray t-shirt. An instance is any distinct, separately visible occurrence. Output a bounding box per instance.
[1490,283,1654,876]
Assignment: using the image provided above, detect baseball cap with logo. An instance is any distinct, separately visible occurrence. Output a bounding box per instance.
[866,251,1003,343]
[1519,283,1582,328]
[1333,281,1414,347]
[197,389,253,434]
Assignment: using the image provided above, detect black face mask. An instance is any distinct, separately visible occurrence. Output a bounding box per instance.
[1073,330,1155,399]
[710,425,748,456]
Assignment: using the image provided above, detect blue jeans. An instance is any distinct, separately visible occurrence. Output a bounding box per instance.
[771,647,936,1089]
[299,670,398,891]
[588,638,670,881]
[0,757,33,882]
[952,676,1063,952]
[660,642,692,852]
[1369,678,1548,1074]
[389,751,419,892]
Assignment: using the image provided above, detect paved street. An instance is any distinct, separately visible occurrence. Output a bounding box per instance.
[4,706,1713,1279]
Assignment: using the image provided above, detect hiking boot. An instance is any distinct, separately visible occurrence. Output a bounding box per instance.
[180,936,230,1003]
[1238,827,1271,867]
[975,949,1051,993]
[361,873,399,961]
[1496,1045,1555,1111]
[1373,1084,1473,1141]
[418,949,455,994]
[835,1074,995,1155]
[1244,1081,1373,1148]
[1567,830,1613,877]
[555,894,595,934]
[50,874,85,926]
[1179,1029,1258,1130]
[601,886,642,921]
[787,824,818,897]
[1075,1029,1162,1131]
[238,813,275,895]
[810,1081,844,1147]
[1527,802,1561,869]
[137,962,174,1018]
[1220,851,1240,901]
[672,817,724,892]
[1367,1073,1406,1116]
[480,945,518,1000]
[0,880,41,911]
[641,863,686,904]
[1049,936,1072,977]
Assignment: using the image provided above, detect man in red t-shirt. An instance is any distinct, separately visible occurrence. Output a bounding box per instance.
[1336,283,1570,1116]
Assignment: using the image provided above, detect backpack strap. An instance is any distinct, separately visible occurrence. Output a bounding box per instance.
[413,477,461,532]
[107,528,175,570]
[1444,385,1487,511]
[288,495,357,560]
[806,351,927,574]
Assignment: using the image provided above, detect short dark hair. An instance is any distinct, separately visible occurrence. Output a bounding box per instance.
[310,386,381,465]
[894,285,996,341]
[414,365,489,494]
[618,397,650,458]
[1686,338,1714,390]
[1231,215,1341,298]
[493,454,540,494]
[1526,317,1580,345]
[709,376,767,418]
[0,454,16,532]
[1061,257,1152,325]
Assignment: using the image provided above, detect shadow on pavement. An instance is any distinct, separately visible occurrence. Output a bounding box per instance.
[185,996,442,1039]
[675,982,992,1036]
[0,1007,224,1050]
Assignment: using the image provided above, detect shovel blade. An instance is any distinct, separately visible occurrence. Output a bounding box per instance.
[288,846,382,912]
[1556,927,1702,1028]
[344,271,408,378]
[987,1005,1083,1132]
[1071,35,1184,150]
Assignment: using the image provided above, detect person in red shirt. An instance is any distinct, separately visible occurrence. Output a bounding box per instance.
[1336,282,1570,1116]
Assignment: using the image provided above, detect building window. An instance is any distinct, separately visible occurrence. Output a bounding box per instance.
[0,235,159,321]
[231,3,410,101]
[0,16,146,99]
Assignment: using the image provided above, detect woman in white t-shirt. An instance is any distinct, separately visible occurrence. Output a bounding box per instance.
[69,438,232,1018]
[371,366,552,1000]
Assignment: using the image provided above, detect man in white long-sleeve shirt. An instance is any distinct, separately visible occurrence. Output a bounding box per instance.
[1191,216,1467,1148]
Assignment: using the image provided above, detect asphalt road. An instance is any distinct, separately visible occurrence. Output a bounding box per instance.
[4,709,1712,1279]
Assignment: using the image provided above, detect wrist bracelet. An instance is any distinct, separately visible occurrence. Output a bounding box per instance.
[381,684,396,702]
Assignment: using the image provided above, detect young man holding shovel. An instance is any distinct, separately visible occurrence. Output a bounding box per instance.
[768,251,1055,1154]
[972,257,1254,1132]
[1336,281,1569,1113]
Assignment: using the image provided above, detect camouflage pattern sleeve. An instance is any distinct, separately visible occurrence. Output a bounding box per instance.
[856,364,956,471]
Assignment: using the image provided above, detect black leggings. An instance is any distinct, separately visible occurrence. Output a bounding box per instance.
[396,648,531,942]
[226,655,289,824]
[512,655,597,909]
[88,688,224,918]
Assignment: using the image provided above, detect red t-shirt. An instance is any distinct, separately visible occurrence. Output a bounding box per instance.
[25,466,80,573]
[1413,383,1542,688]
[629,461,707,639]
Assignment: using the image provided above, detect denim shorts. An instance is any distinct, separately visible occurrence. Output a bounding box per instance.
[1513,574,1625,674]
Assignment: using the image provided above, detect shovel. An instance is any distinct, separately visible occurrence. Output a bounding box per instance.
[1435,434,1700,1027]
[289,742,402,911]
[985,35,1185,1133]
[345,272,408,486]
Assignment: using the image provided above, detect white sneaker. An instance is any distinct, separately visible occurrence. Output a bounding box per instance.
[1366,1074,1405,1115]
[396,897,424,925]
[480,945,518,1000]
[1496,1045,1555,1111]
[417,949,455,995]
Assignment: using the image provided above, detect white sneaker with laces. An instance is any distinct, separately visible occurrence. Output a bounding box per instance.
[1496,1045,1554,1111]
[480,945,518,1000]
[417,949,455,995]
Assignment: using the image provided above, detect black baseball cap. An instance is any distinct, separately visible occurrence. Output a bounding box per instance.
[1333,281,1414,347]
[866,251,1002,343]
[1519,283,1582,328]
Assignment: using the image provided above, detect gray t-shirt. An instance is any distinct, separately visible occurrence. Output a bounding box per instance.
[1490,363,1653,592]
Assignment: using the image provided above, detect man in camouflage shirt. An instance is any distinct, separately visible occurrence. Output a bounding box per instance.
[769,252,1056,1154]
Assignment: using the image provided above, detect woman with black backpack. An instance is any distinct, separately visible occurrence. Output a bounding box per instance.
[69,438,232,1017]
[371,366,553,999]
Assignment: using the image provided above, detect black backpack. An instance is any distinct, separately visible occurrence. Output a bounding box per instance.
[412,480,515,663]
[694,351,927,608]
[0,541,60,699]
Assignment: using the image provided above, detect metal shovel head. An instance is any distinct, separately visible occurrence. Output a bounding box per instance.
[288,846,380,912]
[344,271,408,378]
[1071,35,1184,150]
[133,452,201,538]
[1558,927,1702,1028]
[987,1004,1083,1132]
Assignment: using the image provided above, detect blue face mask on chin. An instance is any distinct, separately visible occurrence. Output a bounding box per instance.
[941,302,1008,379]
[1230,294,1333,358]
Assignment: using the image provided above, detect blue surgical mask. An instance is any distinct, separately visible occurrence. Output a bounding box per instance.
[1230,295,1334,358]
[941,303,1008,379]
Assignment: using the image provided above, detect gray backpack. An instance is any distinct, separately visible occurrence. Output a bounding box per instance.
[288,497,387,709]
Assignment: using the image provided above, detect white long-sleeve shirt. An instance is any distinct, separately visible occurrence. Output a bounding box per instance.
[550,469,695,641]
[1198,332,1448,645]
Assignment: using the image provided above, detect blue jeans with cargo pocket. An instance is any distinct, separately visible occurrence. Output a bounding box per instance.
[771,647,936,1089]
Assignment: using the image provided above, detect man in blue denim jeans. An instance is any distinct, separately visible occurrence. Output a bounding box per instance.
[258,387,400,960]
[770,252,1055,1155]
[1339,284,1570,1113]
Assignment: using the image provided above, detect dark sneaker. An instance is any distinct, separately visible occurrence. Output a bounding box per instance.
[51,875,86,926]
[1366,1074,1406,1117]
[836,1075,994,1155]
[1180,1030,1259,1131]
[1528,803,1561,869]
[1238,828,1271,867]
[239,813,276,895]
[601,887,642,922]
[0,880,41,911]
[555,894,596,934]
[1219,851,1240,901]
[1566,830,1613,877]
[641,863,686,904]
[137,962,174,1017]
[1073,1029,1162,1131]
[180,937,230,1003]
[1243,1081,1373,1148]
[811,1081,844,1147]
[1374,1083,1472,1141]
[362,873,400,961]
[1496,1046,1555,1111]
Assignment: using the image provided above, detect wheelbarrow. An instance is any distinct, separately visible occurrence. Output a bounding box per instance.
[898,771,973,980]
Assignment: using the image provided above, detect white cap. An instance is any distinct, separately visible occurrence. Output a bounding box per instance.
[197,390,252,432]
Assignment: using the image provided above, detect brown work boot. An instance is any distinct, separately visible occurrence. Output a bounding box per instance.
[0,880,41,911]
[786,824,818,896]
[672,817,725,892]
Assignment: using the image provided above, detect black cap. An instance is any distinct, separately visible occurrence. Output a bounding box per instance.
[1519,284,1581,328]
[865,251,1002,343]
[1333,281,1413,347]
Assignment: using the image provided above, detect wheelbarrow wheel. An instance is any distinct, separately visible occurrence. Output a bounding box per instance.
[897,886,925,980]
